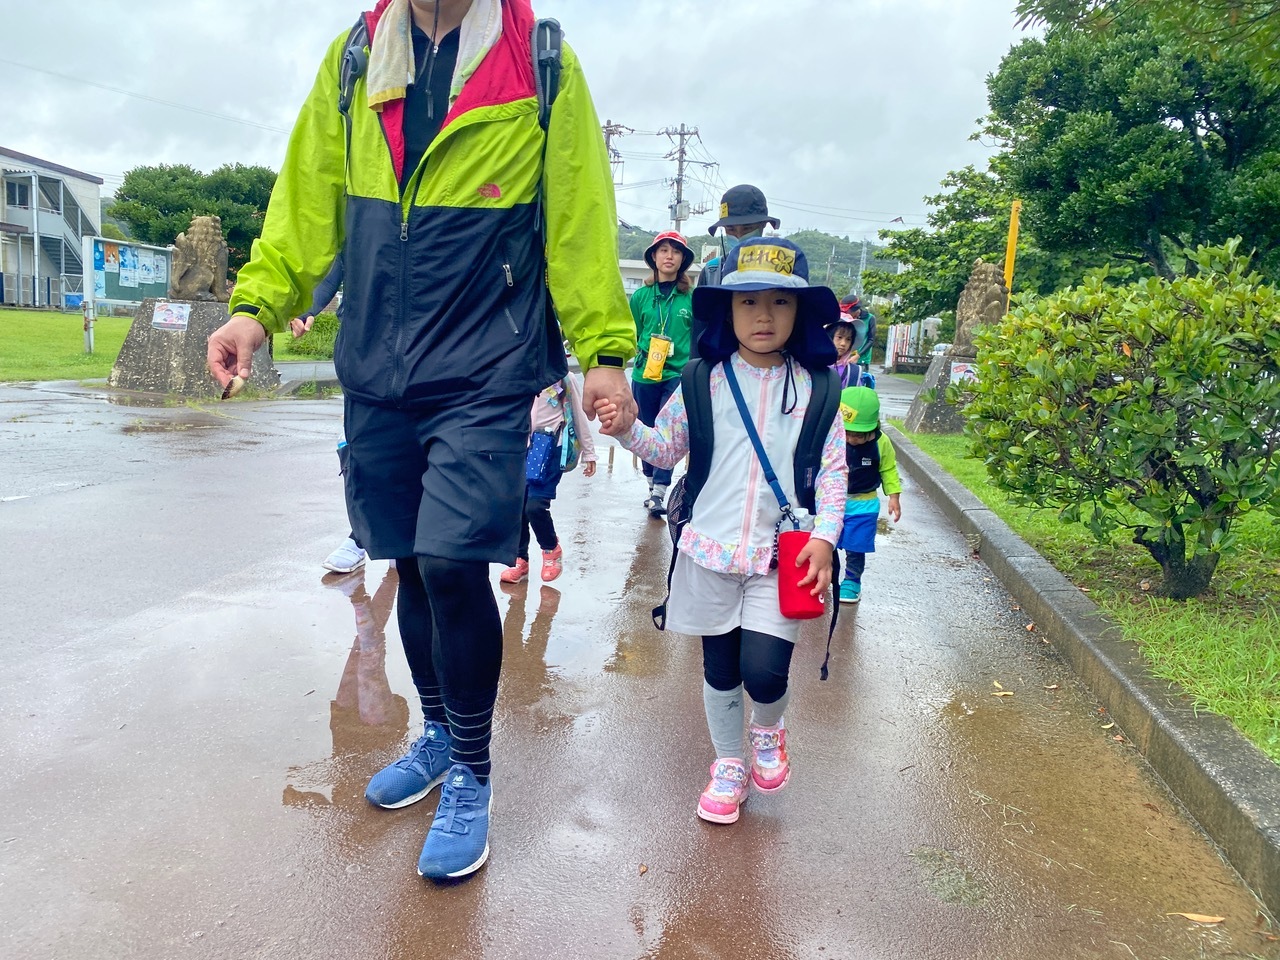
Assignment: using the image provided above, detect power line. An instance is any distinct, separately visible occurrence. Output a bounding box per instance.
[0,55,291,135]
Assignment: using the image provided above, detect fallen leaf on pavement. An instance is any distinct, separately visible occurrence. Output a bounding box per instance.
[1044,684,1060,691]
[993,681,1004,690]
[1113,734,1126,742]
[1165,913,1224,925]
[639,864,648,876]
[1101,722,1115,730]
[1026,622,1036,632]
[992,691,1015,698]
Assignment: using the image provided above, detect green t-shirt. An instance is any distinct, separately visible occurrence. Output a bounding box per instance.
[629,280,693,382]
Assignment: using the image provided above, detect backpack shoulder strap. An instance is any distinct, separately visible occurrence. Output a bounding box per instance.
[680,358,714,505]
[338,16,370,179]
[338,17,370,120]
[794,366,841,514]
[532,18,564,132]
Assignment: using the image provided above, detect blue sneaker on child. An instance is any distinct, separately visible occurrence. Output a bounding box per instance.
[417,764,492,880]
[365,722,452,809]
[839,579,862,604]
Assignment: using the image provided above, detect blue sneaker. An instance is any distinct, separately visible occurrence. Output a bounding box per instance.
[417,764,492,881]
[839,579,862,604]
[364,722,451,809]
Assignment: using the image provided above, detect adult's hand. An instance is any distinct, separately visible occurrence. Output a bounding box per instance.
[207,314,267,388]
[582,365,636,432]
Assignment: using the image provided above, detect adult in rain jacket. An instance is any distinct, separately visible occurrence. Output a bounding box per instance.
[206,0,637,882]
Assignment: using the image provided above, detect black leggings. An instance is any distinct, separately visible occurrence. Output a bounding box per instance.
[702,628,794,704]
[394,555,502,776]
[516,496,557,560]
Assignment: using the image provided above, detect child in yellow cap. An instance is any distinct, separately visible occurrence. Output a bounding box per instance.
[838,386,902,603]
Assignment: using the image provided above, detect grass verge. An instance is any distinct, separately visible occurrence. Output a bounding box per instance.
[899,426,1280,763]
[0,309,132,381]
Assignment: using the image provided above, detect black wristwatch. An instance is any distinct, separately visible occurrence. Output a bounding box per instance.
[595,355,625,368]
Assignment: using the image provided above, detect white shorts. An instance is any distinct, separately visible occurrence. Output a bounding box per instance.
[665,552,801,643]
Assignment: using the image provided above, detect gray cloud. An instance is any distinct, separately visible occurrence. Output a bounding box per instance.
[0,0,1028,238]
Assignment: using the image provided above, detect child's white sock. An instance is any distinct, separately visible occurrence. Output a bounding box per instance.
[703,681,746,759]
[653,484,669,500]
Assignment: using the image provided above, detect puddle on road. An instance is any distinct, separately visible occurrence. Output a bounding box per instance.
[908,846,989,906]
[121,417,224,434]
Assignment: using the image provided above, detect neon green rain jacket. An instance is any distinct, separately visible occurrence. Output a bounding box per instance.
[229,0,635,406]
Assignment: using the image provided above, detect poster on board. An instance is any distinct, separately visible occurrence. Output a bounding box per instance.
[139,251,157,286]
[103,243,119,273]
[119,246,138,288]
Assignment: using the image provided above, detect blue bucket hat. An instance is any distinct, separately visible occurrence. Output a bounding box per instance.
[692,237,839,369]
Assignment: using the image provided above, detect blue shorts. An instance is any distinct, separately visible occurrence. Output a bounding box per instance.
[341,394,531,563]
[838,497,879,553]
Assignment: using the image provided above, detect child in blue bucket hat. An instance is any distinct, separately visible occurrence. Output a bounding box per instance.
[595,237,848,826]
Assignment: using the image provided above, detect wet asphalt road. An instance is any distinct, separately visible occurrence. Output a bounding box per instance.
[2,377,1277,960]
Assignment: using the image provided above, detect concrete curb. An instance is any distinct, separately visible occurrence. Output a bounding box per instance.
[886,425,1280,916]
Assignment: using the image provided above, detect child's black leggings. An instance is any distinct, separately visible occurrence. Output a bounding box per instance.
[516,497,557,560]
[702,628,794,704]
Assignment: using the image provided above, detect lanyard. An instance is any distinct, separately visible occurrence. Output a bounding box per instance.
[654,285,677,337]
[722,360,801,569]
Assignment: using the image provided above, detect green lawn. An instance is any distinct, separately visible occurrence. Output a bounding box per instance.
[0,309,134,382]
[899,426,1280,763]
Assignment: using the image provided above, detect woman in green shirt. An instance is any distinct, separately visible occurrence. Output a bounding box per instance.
[629,231,695,516]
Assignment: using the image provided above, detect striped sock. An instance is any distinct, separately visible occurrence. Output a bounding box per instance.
[446,698,496,783]
[416,683,448,727]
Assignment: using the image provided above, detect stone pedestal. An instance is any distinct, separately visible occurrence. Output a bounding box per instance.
[903,354,979,433]
[108,298,278,398]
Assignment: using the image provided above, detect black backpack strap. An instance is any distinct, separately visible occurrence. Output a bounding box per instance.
[651,359,713,631]
[338,16,370,185]
[795,365,844,679]
[532,19,563,132]
[794,366,841,514]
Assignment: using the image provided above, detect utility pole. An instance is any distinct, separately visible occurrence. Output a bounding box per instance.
[824,243,836,285]
[855,239,869,296]
[657,124,713,233]
[601,120,632,185]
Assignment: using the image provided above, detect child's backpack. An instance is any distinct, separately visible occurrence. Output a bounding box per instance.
[655,359,844,677]
[559,381,581,473]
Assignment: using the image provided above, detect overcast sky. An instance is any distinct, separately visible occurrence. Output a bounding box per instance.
[0,0,1030,241]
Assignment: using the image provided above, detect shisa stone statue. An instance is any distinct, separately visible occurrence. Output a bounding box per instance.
[949,260,1008,358]
[169,215,230,302]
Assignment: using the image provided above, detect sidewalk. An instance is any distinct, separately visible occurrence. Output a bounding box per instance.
[887,423,1280,916]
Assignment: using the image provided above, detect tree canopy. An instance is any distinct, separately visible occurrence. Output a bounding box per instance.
[985,17,1280,278]
[1015,1,1280,82]
[111,163,277,272]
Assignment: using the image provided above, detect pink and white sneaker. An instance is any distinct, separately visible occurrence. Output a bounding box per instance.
[697,759,749,824]
[748,723,790,793]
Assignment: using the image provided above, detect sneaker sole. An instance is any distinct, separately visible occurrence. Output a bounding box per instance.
[369,771,446,810]
[838,596,860,605]
[418,842,490,881]
[752,768,791,793]
[323,558,367,573]
[499,574,529,584]
[697,803,741,825]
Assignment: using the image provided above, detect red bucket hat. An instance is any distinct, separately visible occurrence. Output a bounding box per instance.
[644,231,695,275]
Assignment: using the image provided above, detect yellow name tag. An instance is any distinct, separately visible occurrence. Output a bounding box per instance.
[735,245,796,276]
[642,335,673,381]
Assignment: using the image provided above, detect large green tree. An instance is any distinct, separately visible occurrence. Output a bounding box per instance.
[985,19,1280,279]
[112,163,277,272]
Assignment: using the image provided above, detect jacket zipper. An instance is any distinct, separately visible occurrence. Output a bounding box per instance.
[502,253,519,335]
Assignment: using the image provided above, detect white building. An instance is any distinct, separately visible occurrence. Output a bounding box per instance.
[0,146,102,308]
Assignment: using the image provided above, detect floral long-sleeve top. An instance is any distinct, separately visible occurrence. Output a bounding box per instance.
[618,354,847,576]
